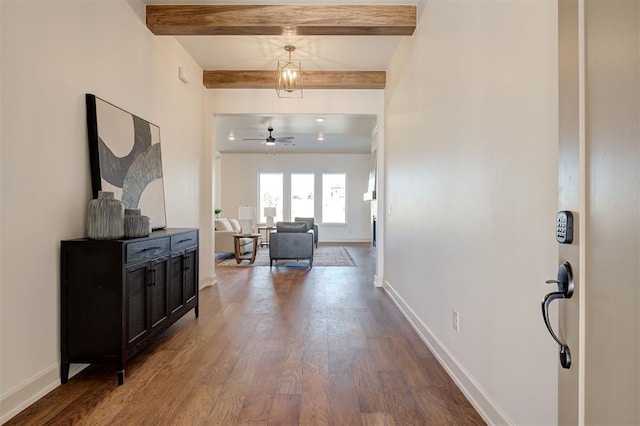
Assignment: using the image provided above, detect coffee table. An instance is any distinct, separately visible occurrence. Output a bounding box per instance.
[232,233,260,264]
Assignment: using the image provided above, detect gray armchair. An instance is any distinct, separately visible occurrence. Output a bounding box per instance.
[269,222,314,268]
[294,217,318,248]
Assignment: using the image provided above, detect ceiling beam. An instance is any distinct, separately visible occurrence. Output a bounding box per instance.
[203,70,386,89]
[146,5,416,36]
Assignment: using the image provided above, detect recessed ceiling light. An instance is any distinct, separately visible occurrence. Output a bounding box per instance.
[228,134,235,141]
[315,117,324,122]
[317,134,324,141]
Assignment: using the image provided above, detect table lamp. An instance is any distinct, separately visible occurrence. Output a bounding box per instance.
[264,207,276,227]
[238,206,256,233]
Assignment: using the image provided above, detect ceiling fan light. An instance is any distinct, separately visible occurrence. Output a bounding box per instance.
[265,140,276,146]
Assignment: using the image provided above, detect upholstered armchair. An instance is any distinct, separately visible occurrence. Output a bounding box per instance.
[294,217,318,248]
[269,222,314,268]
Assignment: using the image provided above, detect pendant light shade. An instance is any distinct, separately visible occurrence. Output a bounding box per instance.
[276,45,302,98]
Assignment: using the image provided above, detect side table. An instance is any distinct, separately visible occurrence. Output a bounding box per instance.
[232,233,260,264]
[257,226,275,247]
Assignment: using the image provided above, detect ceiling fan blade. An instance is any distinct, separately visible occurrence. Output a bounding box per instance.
[242,138,266,141]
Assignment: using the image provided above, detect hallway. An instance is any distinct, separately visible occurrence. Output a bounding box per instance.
[8,244,483,425]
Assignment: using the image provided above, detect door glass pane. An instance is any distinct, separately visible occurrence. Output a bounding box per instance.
[291,173,314,219]
[259,173,283,223]
[322,173,346,223]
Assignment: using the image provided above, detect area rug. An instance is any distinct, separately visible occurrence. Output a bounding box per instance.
[216,245,357,267]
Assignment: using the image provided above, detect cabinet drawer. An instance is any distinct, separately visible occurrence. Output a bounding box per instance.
[126,238,170,264]
[171,231,198,252]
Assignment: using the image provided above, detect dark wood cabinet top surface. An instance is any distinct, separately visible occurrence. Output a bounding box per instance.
[62,228,198,244]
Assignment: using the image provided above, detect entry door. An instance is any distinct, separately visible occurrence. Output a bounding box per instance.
[557,0,639,423]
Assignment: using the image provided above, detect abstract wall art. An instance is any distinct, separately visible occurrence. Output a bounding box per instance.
[86,94,167,229]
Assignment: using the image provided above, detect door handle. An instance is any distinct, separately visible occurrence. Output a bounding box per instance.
[541,261,574,369]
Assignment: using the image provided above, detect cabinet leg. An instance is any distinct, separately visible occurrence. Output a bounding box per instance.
[117,369,125,385]
[194,305,199,318]
[61,362,70,384]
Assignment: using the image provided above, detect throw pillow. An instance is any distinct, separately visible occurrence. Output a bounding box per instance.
[229,218,242,232]
[215,218,232,231]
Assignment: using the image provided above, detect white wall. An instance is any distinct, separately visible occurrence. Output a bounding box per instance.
[0,0,206,421]
[220,153,371,242]
[383,1,558,424]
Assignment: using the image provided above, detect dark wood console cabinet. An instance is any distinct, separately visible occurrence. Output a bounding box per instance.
[61,228,199,385]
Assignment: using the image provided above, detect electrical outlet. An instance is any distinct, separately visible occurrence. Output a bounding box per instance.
[452,310,460,332]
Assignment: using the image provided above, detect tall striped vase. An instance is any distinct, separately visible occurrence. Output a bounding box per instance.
[87,191,125,240]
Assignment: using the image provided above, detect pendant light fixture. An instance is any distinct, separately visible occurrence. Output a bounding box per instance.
[276,45,303,98]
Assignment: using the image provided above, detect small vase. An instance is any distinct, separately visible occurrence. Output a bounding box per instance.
[124,208,152,238]
[87,191,125,240]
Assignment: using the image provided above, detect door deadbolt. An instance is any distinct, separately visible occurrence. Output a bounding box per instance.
[541,261,574,369]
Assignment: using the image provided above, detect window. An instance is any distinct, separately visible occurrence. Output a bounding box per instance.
[259,173,283,223]
[322,173,346,223]
[291,173,314,219]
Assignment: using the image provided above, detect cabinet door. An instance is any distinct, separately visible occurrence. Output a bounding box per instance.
[184,247,198,304]
[149,256,169,330]
[126,262,149,345]
[169,253,184,314]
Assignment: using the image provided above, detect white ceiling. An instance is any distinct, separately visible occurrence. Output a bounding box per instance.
[177,35,403,71]
[145,0,425,153]
[215,113,377,154]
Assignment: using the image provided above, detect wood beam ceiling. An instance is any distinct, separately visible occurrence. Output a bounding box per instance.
[146,5,416,36]
[203,70,386,89]
[147,4,412,89]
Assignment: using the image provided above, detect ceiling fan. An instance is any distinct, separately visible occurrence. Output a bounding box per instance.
[243,126,294,146]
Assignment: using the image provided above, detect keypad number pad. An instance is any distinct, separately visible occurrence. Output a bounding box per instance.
[556,211,574,244]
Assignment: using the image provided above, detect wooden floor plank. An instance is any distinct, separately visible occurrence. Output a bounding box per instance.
[268,393,302,425]
[235,350,286,423]
[352,349,389,415]
[205,317,269,424]
[327,312,354,375]
[299,354,330,425]
[328,374,362,425]
[361,412,396,426]
[169,384,222,425]
[379,370,425,425]
[6,244,484,425]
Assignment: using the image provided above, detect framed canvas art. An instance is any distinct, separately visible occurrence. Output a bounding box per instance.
[86,94,167,229]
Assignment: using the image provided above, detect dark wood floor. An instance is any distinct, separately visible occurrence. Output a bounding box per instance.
[7,244,484,425]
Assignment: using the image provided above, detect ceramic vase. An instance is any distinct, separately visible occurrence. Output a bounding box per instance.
[124,208,152,238]
[87,191,125,240]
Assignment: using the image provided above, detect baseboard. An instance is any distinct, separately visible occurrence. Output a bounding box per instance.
[373,273,382,288]
[0,363,87,424]
[319,239,371,244]
[199,273,217,290]
[383,280,514,425]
